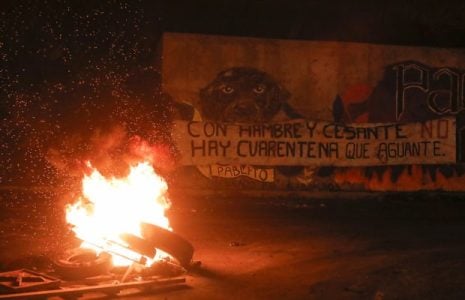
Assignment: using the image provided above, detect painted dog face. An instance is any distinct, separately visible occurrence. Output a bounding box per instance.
[199,67,290,122]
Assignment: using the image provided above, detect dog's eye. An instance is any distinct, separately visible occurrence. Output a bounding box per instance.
[220,85,235,94]
[253,84,266,94]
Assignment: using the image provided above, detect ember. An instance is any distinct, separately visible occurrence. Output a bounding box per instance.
[65,161,172,266]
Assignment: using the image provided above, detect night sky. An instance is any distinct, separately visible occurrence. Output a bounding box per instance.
[2,0,465,186]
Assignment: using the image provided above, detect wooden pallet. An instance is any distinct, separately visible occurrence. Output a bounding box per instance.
[0,277,186,299]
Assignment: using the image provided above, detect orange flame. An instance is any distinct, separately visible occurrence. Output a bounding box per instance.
[66,161,171,266]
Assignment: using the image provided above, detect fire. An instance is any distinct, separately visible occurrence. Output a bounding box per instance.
[66,161,171,266]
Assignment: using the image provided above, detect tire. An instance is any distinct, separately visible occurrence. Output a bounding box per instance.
[53,248,112,279]
[140,223,194,268]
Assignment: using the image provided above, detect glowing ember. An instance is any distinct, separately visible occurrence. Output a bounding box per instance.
[66,161,171,266]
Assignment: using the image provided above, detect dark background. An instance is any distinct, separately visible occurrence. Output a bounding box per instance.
[2,3,465,299]
[2,0,465,186]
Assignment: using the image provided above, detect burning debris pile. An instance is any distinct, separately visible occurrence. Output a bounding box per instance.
[0,161,195,299]
[0,3,197,298]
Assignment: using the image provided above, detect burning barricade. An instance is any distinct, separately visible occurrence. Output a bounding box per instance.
[0,161,195,299]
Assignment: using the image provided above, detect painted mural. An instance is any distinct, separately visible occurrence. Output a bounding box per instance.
[194,67,304,182]
[330,61,465,190]
[161,33,465,191]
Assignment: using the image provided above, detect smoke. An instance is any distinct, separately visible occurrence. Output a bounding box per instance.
[43,65,177,182]
[47,125,176,180]
[0,2,175,186]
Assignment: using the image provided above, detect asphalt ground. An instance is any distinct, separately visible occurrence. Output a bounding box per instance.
[1,190,465,299]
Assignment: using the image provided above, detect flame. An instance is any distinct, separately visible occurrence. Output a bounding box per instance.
[66,161,171,266]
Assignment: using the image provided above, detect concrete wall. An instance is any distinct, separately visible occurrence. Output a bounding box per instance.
[162,32,465,192]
